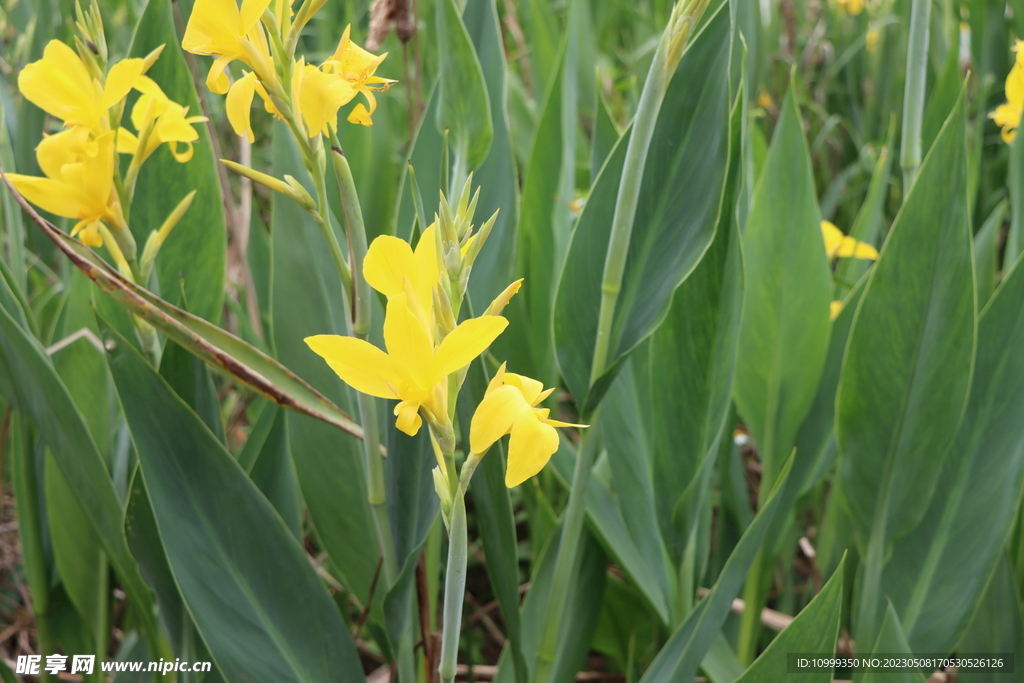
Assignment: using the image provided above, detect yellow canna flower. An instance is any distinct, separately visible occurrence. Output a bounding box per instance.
[821,220,878,261]
[469,363,587,488]
[181,0,275,94]
[322,25,396,126]
[363,225,440,329]
[834,0,864,15]
[8,129,121,248]
[294,61,358,137]
[18,40,145,134]
[991,59,1024,144]
[224,70,281,142]
[305,293,508,436]
[117,77,207,163]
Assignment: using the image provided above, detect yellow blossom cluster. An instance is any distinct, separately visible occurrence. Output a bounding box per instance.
[9,36,203,249]
[182,0,394,142]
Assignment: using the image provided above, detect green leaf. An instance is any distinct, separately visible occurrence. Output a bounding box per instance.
[836,88,975,540]
[435,0,493,171]
[160,340,224,443]
[104,321,365,683]
[268,125,381,613]
[862,604,926,683]
[494,523,607,683]
[0,299,161,649]
[791,278,865,495]
[553,5,732,413]
[956,555,1024,683]
[648,85,744,564]
[880,247,1024,653]
[732,555,845,683]
[973,200,1006,307]
[834,145,891,290]
[508,39,574,384]
[548,434,672,624]
[1009,95,1024,266]
[636,455,799,683]
[247,406,303,540]
[128,0,226,322]
[733,82,832,491]
[4,188,364,438]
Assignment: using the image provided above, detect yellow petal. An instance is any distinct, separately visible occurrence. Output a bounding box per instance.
[71,220,104,247]
[433,315,509,380]
[7,175,83,218]
[240,0,274,33]
[504,372,545,406]
[469,384,531,454]
[18,40,103,131]
[505,415,560,488]
[102,58,145,109]
[116,128,140,155]
[304,334,400,398]
[226,71,258,142]
[820,220,844,259]
[394,400,423,436]
[206,55,234,94]
[544,418,588,428]
[363,234,417,298]
[347,102,373,126]
[383,293,435,389]
[413,225,440,311]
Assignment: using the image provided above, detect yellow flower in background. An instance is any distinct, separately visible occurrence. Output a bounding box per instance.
[305,293,508,436]
[830,300,844,320]
[322,25,396,126]
[821,220,878,261]
[866,28,879,53]
[363,226,440,330]
[181,0,274,94]
[294,61,358,136]
[834,0,864,15]
[470,363,587,488]
[18,40,144,133]
[8,129,121,247]
[117,77,207,163]
[992,57,1024,144]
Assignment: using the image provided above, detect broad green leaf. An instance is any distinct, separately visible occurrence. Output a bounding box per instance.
[636,455,798,683]
[920,47,961,157]
[733,82,832,491]
[861,604,926,683]
[648,86,744,564]
[836,89,975,540]
[834,145,891,290]
[509,40,574,383]
[459,357,529,683]
[973,200,1006,306]
[0,300,161,649]
[732,555,845,683]
[591,96,619,182]
[128,0,226,322]
[957,555,1024,683]
[599,360,674,622]
[553,5,732,414]
[4,187,364,438]
[104,322,365,683]
[880,249,1024,653]
[525,0,560,94]
[435,0,493,171]
[549,435,672,624]
[247,406,303,540]
[268,125,381,612]
[1009,97,1024,265]
[791,279,865,495]
[494,523,607,683]
[160,340,224,443]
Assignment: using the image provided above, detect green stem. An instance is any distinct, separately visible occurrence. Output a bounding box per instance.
[736,548,769,665]
[328,136,371,336]
[439,489,469,683]
[899,0,931,193]
[588,1,686,384]
[532,423,602,683]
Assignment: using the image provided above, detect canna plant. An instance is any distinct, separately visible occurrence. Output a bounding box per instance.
[3,0,1024,682]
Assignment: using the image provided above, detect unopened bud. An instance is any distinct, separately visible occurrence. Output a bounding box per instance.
[221,159,316,210]
[433,285,457,337]
[485,279,523,316]
[142,44,166,73]
[432,466,453,528]
[462,210,498,268]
